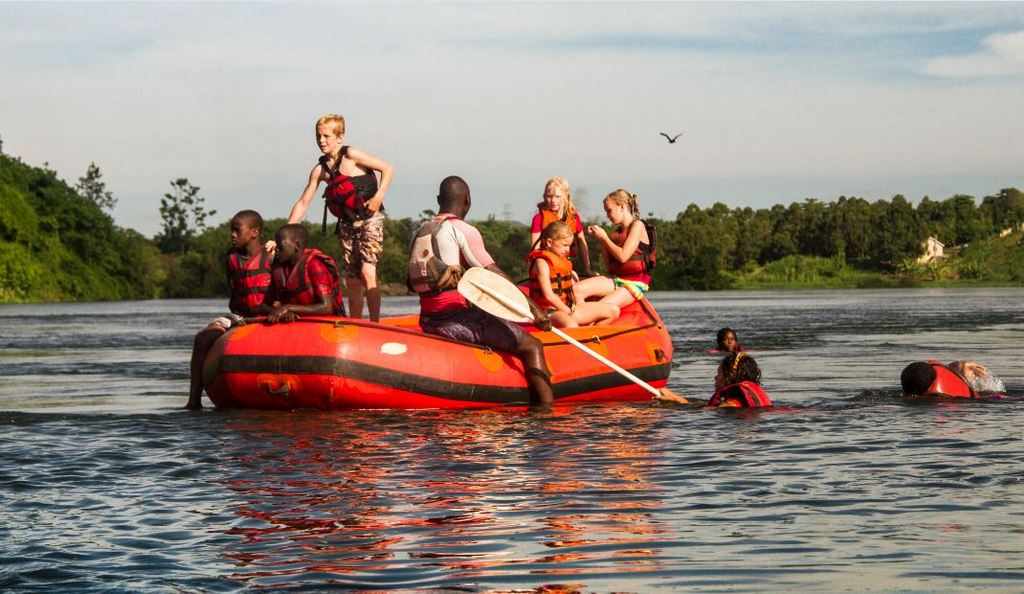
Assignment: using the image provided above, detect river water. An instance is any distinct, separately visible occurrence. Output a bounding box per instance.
[1,289,1022,592]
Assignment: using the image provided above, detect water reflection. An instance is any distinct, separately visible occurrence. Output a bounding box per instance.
[215,407,674,589]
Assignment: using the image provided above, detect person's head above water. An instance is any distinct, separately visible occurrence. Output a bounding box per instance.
[716,351,761,389]
[716,327,740,352]
[708,351,771,408]
[437,176,471,218]
[900,361,977,398]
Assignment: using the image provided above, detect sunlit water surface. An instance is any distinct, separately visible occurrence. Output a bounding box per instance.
[1,289,1022,592]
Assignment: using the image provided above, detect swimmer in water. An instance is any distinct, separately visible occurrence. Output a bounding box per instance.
[712,327,744,354]
[657,351,772,408]
[900,360,1006,399]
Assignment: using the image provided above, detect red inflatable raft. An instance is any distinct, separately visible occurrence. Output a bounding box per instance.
[203,300,673,410]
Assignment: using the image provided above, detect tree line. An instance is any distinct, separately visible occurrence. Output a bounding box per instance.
[0,149,1021,302]
[646,190,1024,289]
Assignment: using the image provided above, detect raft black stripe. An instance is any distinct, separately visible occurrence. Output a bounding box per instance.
[218,355,670,404]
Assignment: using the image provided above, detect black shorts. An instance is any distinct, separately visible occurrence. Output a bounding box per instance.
[420,305,526,353]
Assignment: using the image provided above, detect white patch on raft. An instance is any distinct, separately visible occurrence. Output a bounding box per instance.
[380,342,408,355]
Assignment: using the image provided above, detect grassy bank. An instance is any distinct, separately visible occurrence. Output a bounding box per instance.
[728,232,1024,290]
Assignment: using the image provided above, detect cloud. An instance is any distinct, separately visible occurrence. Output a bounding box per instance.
[922,30,1024,77]
[2,3,1023,235]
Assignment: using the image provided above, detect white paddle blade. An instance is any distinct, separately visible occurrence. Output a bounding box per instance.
[457,267,533,324]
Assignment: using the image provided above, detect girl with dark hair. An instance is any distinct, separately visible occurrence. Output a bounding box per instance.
[656,351,772,408]
[713,327,744,354]
[708,352,772,408]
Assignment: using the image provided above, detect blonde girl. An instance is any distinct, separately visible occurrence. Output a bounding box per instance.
[529,177,595,278]
[583,189,655,309]
[527,221,619,328]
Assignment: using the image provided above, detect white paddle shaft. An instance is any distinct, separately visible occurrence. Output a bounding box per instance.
[467,279,661,398]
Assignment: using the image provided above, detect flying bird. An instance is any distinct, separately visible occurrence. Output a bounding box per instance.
[660,132,683,144]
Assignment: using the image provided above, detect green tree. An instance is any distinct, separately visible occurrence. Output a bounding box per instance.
[156,178,216,255]
[75,162,116,213]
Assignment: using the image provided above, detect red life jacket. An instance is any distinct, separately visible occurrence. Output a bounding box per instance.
[923,360,976,398]
[226,249,272,317]
[526,249,576,310]
[708,381,772,408]
[272,249,346,316]
[606,219,656,278]
[320,147,379,226]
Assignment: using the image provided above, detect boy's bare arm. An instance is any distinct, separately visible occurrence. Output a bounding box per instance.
[265,165,323,254]
[266,295,332,324]
[288,164,325,223]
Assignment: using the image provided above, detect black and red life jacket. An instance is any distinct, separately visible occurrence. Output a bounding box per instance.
[226,249,272,317]
[708,381,772,408]
[320,147,379,229]
[923,360,976,398]
[526,249,576,310]
[606,219,657,277]
[272,249,346,316]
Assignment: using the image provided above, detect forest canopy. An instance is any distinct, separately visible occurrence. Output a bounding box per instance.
[1,151,1021,303]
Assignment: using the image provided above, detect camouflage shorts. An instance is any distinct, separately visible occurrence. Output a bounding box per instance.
[337,211,385,276]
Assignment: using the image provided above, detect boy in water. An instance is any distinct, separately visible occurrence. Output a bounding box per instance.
[268,114,394,322]
[186,210,272,410]
[900,360,1005,398]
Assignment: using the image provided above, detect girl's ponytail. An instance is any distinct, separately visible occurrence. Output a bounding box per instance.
[629,192,641,219]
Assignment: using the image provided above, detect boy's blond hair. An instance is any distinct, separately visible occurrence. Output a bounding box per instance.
[316,114,346,136]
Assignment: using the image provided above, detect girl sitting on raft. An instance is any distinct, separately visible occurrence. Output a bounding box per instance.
[526,221,620,328]
[530,177,595,279]
[581,189,656,309]
[657,351,772,408]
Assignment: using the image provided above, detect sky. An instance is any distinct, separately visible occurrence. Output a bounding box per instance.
[2,2,1023,236]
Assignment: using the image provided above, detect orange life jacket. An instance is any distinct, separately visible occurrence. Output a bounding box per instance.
[272,249,346,316]
[708,381,772,408]
[226,249,272,317]
[535,204,580,256]
[923,360,976,398]
[606,219,656,277]
[526,249,576,310]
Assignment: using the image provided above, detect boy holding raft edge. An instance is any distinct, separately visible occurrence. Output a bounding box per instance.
[265,224,347,324]
[186,210,272,410]
[408,176,555,408]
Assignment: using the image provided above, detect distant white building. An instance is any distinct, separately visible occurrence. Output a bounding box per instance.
[917,236,945,264]
[999,223,1024,237]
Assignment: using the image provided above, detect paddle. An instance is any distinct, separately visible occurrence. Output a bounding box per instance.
[457,267,687,403]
